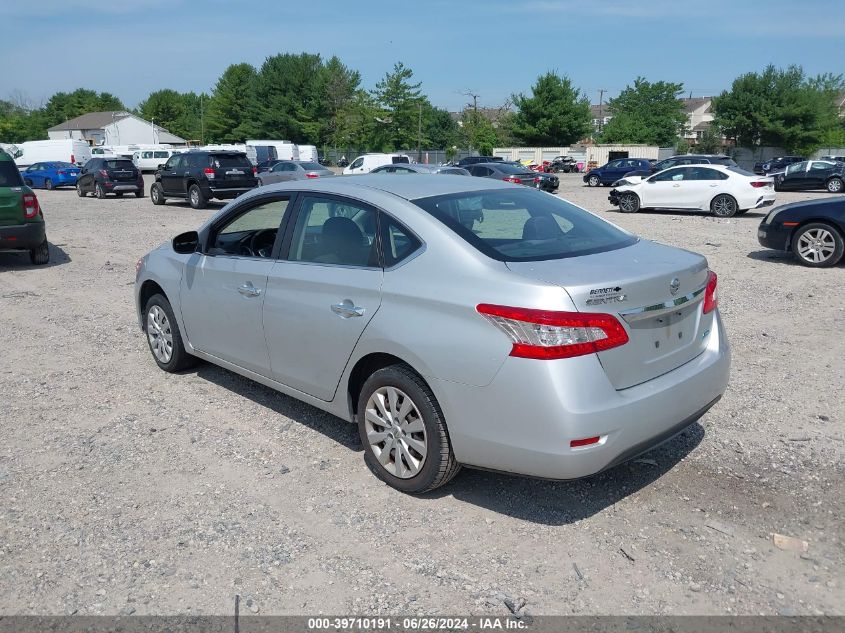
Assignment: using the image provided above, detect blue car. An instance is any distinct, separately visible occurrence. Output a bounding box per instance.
[21,162,81,190]
[582,158,653,187]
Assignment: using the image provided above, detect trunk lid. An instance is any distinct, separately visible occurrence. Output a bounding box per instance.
[209,154,255,188]
[506,240,713,390]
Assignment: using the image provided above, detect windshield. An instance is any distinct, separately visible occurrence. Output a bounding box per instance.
[412,188,637,262]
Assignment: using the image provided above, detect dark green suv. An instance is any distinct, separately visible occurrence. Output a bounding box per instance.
[0,150,49,265]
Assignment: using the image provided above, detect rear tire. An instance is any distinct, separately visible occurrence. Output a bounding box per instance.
[44,178,53,190]
[29,239,49,265]
[188,184,207,209]
[143,294,198,372]
[76,182,85,197]
[358,364,460,494]
[710,194,738,217]
[618,192,640,213]
[791,222,844,268]
[95,183,106,199]
[150,183,165,205]
[826,177,843,193]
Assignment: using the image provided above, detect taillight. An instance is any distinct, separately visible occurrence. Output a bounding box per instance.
[70,154,75,165]
[252,166,258,176]
[99,169,109,179]
[203,167,215,179]
[57,170,66,176]
[503,176,522,184]
[534,176,540,184]
[476,304,629,360]
[305,172,319,179]
[703,271,718,314]
[23,193,40,219]
[750,181,770,188]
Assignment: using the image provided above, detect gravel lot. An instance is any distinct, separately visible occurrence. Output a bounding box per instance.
[1,173,843,616]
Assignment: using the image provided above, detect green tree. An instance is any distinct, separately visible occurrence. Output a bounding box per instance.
[137,89,184,135]
[461,109,500,155]
[511,72,591,145]
[600,78,687,146]
[423,106,460,149]
[41,89,125,130]
[713,65,845,153]
[371,61,424,150]
[320,56,361,149]
[205,63,257,142]
[694,125,723,154]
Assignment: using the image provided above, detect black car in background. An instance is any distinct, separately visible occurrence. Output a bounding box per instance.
[533,171,559,192]
[624,154,737,178]
[758,197,845,267]
[753,155,804,175]
[772,160,845,193]
[76,157,144,199]
[466,162,539,186]
[150,150,258,209]
[457,156,504,167]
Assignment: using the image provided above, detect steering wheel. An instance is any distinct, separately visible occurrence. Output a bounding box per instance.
[249,229,277,258]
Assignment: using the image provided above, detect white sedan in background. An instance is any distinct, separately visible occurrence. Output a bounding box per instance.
[609,165,775,217]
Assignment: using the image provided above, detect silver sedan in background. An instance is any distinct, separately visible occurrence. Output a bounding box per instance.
[135,176,730,494]
[257,160,334,186]
[370,163,471,176]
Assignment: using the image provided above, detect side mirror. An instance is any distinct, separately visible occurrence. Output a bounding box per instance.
[158,164,166,170]
[172,231,199,254]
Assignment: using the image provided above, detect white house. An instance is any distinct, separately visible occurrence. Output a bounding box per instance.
[47,111,186,147]
[682,97,715,142]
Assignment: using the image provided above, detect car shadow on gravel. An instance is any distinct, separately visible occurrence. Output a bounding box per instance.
[0,242,71,271]
[745,250,803,266]
[608,208,768,219]
[432,423,705,525]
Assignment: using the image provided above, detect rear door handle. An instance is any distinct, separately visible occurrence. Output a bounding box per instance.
[331,300,365,318]
[238,282,262,297]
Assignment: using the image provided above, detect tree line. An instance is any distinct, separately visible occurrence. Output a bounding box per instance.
[1,55,843,156]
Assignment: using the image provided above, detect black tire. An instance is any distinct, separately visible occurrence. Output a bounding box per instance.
[588,175,600,187]
[826,177,843,194]
[150,183,165,205]
[188,184,207,209]
[24,178,33,186]
[115,192,124,198]
[76,182,85,197]
[710,194,738,218]
[143,294,198,372]
[357,364,460,494]
[135,189,144,198]
[618,192,640,213]
[29,239,49,265]
[44,178,53,190]
[791,222,844,268]
[95,183,106,199]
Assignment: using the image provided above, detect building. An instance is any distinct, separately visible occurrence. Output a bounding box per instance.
[682,97,715,142]
[47,111,186,147]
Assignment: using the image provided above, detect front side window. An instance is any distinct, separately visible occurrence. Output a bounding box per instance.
[142,151,153,159]
[164,156,181,170]
[413,188,636,262]
[785,161,808,175]
[650,168,686,182]
[209,198,289,258]
[350,157,364,169]
[288,196,378,267]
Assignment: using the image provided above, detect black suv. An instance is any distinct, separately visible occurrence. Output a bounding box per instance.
[76,157,144,199]
[753,155,804,175]
[150,150,258,209]
[623,154,737,178]
[457,156,504,167]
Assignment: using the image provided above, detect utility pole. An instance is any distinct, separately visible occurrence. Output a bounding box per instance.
[598,89,606,136]
[417,101,422,163]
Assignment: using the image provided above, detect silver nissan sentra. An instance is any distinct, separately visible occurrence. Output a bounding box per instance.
[135,175,730,494]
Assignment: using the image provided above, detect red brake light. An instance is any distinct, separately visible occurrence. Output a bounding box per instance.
[503,176,522,184]
[22,193,40,219]
[750,181,769,188]
[70,154,75,165]
[99,169,109,179]
[305,172,319,178]
[203,167,215,179]
[57,170,66,176]
[476,304,629,360]
[252,166,258,176]
[534,176,540,183]
[703,271,718,314]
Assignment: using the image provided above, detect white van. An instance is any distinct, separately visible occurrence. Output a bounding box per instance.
[298,144,318,162]
[246,140,299,162]
[133,148,184,172]
[14,139,92,168]
[343,153,411,175]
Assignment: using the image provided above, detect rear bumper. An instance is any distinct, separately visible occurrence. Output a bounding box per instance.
[431,311,731,480]
[0,221,46,251]
[104,181,142,192]
[206,186,256,199]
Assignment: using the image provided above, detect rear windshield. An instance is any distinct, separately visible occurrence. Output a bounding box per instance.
[413,188,637,262]
[105,160,135,170]
[391,156,410,164]
[299,162,323,171]
[727,166,757,177]
[496,163,533,175]
[712,156,737,166]
[210,154,251,168]
[50,162,75,168]
[0,161,23,186]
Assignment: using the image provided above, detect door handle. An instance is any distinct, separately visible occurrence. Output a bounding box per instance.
[710,184,718,187]
[237,282,262,297]
[672,184,681,187]
[331,300,365,318]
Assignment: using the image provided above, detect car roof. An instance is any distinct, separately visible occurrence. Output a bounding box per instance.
[247,174,510,201]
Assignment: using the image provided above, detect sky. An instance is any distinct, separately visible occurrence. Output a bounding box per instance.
[1,0,843,112]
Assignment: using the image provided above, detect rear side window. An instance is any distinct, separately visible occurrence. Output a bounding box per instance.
[0,161,23,186]
[413,188,637,262]
[381,216,421,267]
[392,156,410,164]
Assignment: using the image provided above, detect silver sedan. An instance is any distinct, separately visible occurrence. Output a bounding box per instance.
[370,163,471,176]
[257,160,334,186]
[135,175,730,494]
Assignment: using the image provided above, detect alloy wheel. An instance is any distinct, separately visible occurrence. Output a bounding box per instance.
[619,194,638,212]
[147,305,174,363]
[712,195,736,217]
[190,188,199,206]
[796,228,836,264]
[364,386,427,479]
[828,179,843,193]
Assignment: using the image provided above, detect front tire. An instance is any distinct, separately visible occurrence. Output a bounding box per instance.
[358,365,460,494]
[143,294,197,372]
[135,189,144,198]
[826,177,843,193]
[150,183,165,205]
[29,239,49,265]
[588,175,600,187]
[44,178,53,190]
[188,184,207,209]
[76,182,85,197]
[618,192,640,213]
[791,223,844,268]
[95,183,106,199]
[710,194,738,217]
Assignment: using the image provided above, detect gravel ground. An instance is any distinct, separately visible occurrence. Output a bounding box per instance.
[0,174,843,616]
